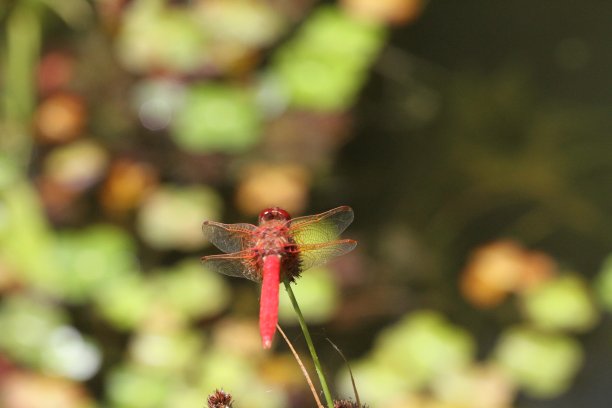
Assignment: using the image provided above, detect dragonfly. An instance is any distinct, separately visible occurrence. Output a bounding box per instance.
[201,206,357,349]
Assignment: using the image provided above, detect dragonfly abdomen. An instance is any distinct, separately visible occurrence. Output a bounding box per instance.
[260,254,281,349]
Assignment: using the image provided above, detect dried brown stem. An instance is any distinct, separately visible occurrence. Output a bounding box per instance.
[326,338,361,408]
[277,324,324,408]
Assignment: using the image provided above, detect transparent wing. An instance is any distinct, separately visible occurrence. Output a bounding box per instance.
[202,221,257,253]
[201,250,261,282]
[288,206,354,246]
[297,239,357,272]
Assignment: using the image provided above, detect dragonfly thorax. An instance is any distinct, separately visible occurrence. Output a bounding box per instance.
[252,223,302,281]
[254,223,292,255]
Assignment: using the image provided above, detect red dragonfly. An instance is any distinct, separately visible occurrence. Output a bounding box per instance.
[201,206,356,349]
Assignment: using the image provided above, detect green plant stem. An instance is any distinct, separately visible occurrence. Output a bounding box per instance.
[283,280,334,408]
[2,1,42,168]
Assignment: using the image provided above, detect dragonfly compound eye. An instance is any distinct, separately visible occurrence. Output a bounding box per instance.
[258,207,291,223]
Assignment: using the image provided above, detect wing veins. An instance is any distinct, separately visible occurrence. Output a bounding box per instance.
[288,206,354,246]
[201,250,260,282]
[296,239,357,271]
[202,221,256,253]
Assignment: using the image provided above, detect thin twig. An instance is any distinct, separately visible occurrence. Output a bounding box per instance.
[277,324,324,408]
[327,338,361,407]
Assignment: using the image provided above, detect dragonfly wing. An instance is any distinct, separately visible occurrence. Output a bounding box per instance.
[288,206,354,246]
[297,239,357,272]
[202,221,257,253]
[201,250,261,282]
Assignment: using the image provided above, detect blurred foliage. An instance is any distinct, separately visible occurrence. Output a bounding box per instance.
[54,224,138,302]
[336,311,476,405]
[171,84,261,153]
[595,254,612,312]
[136,185,221,250]
[1,0,612,407]
[0,295,69,368]
[494,326,583,398]
[278,266,339,324]
[273,6,386,110]
[519,274,599,332]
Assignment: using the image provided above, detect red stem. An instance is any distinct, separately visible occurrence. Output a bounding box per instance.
[260,255,280,349]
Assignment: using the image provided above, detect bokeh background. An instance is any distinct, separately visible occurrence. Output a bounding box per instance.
[1,0,612,407]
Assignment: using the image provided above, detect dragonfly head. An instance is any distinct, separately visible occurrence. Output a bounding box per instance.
[258,207,291,224]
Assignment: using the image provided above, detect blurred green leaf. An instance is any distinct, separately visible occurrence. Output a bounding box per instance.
[0,154,21,188]
[154,259,231,320]
[53,224,138,302]
[372,311,475,388]
[335,358,408,407]
[0,295,68,367]
[196,349,286,408]
[274,50,366,111]
[298,6,386,61]
[0,181,60,291]
[273,5,386,111]
[137,185,222,250]
[3,0,41,125]
[595,254,612,312]
[129,329,203,373]
[163,387,210,408]
[107,364,176,408]
[196,0,286,47]
[494,326,583,397]
[430,365,516,408]
[520,274,599,332]
[278,267,339,324]
[93,274,155,330]
[39,0,93,29]
[196,350,257,396]
[116,0,208,74]
[171,84,261,153]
